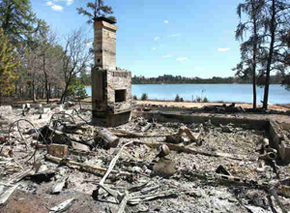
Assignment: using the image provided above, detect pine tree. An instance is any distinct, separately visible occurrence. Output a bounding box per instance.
[234,0,266,109]
[0,0,47,46]
[77,0,116,24]
[141,93,148,101]
[175,94,180,102]
[261,0,289,109]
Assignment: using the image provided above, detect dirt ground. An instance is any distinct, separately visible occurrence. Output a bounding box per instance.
[136,100,290,112]
[16,98,290,112]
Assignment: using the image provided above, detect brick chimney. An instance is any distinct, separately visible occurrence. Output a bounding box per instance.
[94,17,117,70]
[91,17,132,127]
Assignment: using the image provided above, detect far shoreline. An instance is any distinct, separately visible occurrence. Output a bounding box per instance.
[85,83,283,87]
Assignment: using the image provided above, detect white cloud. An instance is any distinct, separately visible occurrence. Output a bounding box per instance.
[86,42,93,47]
[153,37,159,41]
[152,47,157,51]
[195,67,204,71]
[51,0,73,5]
[170,33,181,37]
[46,1,53,5]
[218,47,230,51]
[176,57,188,61]
[51,4,63,11]
[67,0,73,6]
[164,20,169,24]
[162,55,172,58]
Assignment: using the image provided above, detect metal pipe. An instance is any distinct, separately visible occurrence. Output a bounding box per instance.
[259,152,277,161]
[266,147,277,154]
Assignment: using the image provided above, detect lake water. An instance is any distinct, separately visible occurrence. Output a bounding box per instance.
[85,84,290,104]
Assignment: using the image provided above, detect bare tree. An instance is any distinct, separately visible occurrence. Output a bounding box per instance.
[60,28,93,103]
[23,48,41,102]
[47,44,65,99]
[38,31,60,103]
[23,29,64,103]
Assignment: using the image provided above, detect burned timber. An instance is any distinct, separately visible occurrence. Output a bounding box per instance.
[0,103,290,212]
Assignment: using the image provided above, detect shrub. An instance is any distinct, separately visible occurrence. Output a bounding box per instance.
[203,97,209,103]
[180,97,184,102]
[175,94,180,102]
[68,79,87,100]
[141,93,148,100]
[196,95,201,102]
[67,79,88,109]
[133,95,137,100]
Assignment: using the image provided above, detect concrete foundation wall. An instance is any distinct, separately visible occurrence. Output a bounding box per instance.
[134,111,290,163]
[268,120,290,163]
[136,111,268,130]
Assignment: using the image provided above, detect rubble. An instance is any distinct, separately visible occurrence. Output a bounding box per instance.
[0,106,12,116]
[0,184,20,205]
[95,128,120,149]
[0,103,290,212]
[51,177,67,194]
[48,144,69,158]
[153,158,176,176]
[48,198,75,212]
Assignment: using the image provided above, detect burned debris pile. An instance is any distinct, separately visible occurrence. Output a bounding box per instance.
[0,104,290,212]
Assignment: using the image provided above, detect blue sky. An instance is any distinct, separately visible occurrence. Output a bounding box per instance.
[31,0,242,78]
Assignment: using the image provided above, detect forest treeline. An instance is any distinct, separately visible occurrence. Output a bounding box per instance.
[130,74,283,84]
[0,0,111,104]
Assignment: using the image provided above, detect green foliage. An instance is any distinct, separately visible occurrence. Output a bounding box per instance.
[233,0,266,109]
[75,84,87,100]
[67,78,88,100]
[141,93,148,101]
[132,75,235,84]
[282,74,290,91]
[80,69,91,85]
[195,95,208,103]
[131,74,283,85]
[0,28,19,98]
[175,94,180,102]
[261,0,290,109]
[174,94,185,102]
[133,95,137,100]
[107,16,117,22]
[234,0,290,109]
[0,0,47,46]
[59,28,92,104]
[77,0,116,24]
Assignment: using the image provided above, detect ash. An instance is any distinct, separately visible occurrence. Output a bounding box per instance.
[0,103,290,213]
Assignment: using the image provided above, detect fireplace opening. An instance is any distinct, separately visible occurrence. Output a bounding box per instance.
[115,89,126,102]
